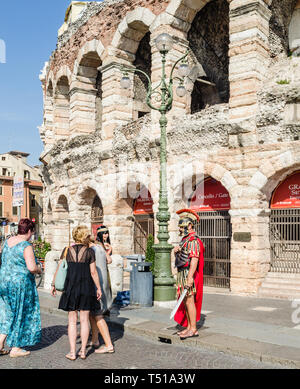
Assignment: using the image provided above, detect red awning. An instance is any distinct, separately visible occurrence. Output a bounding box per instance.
[133,190,154,215]
[189,178,231,212]
[271,172,300,209]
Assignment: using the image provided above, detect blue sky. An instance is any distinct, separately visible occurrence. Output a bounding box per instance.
[0,0,74,166]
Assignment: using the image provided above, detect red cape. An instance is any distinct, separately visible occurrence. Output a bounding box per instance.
[174,239,204,328]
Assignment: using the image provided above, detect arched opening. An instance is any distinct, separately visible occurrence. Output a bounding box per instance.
[78,51,103,132]
[54,76,70,139]
[91,195,104,238]
[269,0,299,58]
[187,0,229,114]
[270,171,300,273]
[57,195,69,213]
[55,195,70,250]
[77,188,103,239]
[133,185,154,255]
[42,80,55,149]
[289,0,300,56]
[133,31,151,120]
[189,177,232,288]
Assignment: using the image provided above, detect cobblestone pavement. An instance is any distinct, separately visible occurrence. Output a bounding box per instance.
[0,313,286,370]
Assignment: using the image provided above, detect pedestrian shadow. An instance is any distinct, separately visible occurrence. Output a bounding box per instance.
[27,325,68,352]
[107,304,130,343]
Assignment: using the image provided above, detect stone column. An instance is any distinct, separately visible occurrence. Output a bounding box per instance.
[103,198,135,257]
[54,94,70,140]
[42,90,55,151]
[100,56,135,141]
[229,207,271,295]
[69,67,98,135]
[51,209,71,252]
[228,0,272,144]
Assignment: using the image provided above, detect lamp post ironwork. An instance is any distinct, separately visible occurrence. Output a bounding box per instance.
[120,33,190,301]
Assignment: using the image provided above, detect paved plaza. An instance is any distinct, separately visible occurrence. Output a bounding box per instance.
[0,312,287,370]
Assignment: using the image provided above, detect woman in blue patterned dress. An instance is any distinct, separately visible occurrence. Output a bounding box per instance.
[0,219,42,358]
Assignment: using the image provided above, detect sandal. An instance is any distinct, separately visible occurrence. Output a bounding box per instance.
[0,349,9,356]
[177,329,188,336]
[78,350,87,360]
[65,352,77,361]
[95,345,115,354]
[10,349,30,358]
[180,330,199,340]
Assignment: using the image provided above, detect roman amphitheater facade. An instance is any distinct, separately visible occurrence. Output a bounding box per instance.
[39,0,300,297]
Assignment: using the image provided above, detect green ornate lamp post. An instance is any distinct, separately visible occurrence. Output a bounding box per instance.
[120,33,190,301]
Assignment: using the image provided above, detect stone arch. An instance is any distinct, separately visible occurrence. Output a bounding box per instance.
[73,39,105,76]
[132,31,152,119]
[72,40,104,134]
[111,7,156,55]
[252,150,300,206]
[56,194,69,212]
[184,0,230,114]
[161,0,215,31]
[289,0,300,56]
[114,174,155,255]
[52,194,71,250]
[54,66,72,92]
[54,74,70,139]
[269,0,299,59]
[74,186,104,230]
[172,160,237,207]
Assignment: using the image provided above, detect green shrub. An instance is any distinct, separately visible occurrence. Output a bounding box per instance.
[146,234,155,274]
[276,79,290,85]
[33,237,51,259]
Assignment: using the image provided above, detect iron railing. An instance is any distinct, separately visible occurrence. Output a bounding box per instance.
[270,209,300,273]
[195,211,231,289]
[134,217,154,255]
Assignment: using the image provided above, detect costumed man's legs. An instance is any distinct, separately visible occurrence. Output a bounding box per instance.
[174,209,204,340]
[185,294,197,332]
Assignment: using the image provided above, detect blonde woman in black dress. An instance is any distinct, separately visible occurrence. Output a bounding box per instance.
[51,226,102,361]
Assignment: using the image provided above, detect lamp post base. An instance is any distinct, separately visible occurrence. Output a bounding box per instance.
[153,243,176,302]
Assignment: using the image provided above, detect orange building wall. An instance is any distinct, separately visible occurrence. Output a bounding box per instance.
[0,178,31,236]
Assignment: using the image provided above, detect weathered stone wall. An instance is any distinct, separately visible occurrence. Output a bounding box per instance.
[50,0,170,76]
[39,0,300,297]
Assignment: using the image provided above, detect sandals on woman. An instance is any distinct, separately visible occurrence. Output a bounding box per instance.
[0,349,9,356]
[180,330,199,340]
[10,349,30,358]
[94,345,115,354]
[78,350,87,360]
[65,352,77,361]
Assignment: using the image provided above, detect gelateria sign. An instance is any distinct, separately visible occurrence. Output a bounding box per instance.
[189,178,231,212]
[271,172,300,209]
[133,190,154,215]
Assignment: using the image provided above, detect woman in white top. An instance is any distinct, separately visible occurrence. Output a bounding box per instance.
[88,227,114,354]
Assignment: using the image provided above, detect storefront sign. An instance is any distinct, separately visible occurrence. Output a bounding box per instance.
[271,172,300,209]
[13,176,24,207]
[189,178,231,212]
[133,190,154,215]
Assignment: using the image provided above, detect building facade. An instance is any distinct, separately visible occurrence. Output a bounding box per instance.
[39,0,300,298]
[0,151,43,239]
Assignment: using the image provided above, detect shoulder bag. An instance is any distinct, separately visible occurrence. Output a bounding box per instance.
[55,247,69,292]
